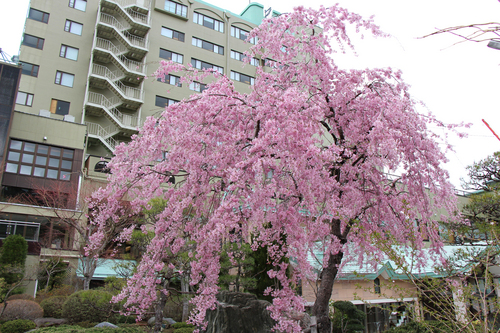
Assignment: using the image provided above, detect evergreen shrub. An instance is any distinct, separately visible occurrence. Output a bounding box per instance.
[0,299,44,320]
[61,290,116,323]
[40,296,68,318]
[0,319,36,333]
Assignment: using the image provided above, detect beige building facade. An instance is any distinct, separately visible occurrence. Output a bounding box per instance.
[1,0,276,293]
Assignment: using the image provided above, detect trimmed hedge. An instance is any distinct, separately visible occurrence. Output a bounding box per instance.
[40,296,67,318]
[0,319,36,333]
[0,299,44,320]
[172,322,194,329]
[61,290,116,324]
[31,325,145,332]
[173,328,195,333]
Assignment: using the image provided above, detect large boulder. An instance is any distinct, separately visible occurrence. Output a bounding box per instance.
[205,291,275,333]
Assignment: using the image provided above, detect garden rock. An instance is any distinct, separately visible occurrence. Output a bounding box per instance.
[205,291,275,333]
[95,322,119,328]
[34,318,67,328]
[147,317,175,328]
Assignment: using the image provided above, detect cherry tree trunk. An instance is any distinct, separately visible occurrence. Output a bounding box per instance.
[311,250,344,333]
[83,276,91,291]
[154,288,168,333]
[181,274,190,322]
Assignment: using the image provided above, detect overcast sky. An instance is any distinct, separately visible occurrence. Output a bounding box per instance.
[1,0,499,190]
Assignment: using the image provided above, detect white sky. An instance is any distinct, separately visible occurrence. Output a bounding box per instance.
[1,0,499,190]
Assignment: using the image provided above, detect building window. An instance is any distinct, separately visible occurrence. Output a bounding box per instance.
[155,95,178,108]
[20,62,39,77]
[22,34,44,50]
[231,26,256,44]
[157,74,181,87]
[192,37,224,55]
[189,82,207,93]
[69,0,86,11]
[55,71,75,87]
[161,27,185,42]
[15,92,34,107]
[60,45,79,61]
[28,8,49,23]
[50,99,70,115]
[5,139,74,181]
[230,50,259,66]
[0,220,40,242]
[193,12,224,32]
[374,278,381,294]
[159,48,183,64]
[191,58,223,74]
[164,0,187,17]
[64,20,83,35]
[230,71,254,85]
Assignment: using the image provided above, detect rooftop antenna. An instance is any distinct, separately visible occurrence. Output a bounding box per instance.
[0,48,17,64]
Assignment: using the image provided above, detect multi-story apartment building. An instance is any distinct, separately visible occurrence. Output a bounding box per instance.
[0,0,278,292]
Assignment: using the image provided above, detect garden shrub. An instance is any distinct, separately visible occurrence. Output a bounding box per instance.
[40,296,67,318]
[0,299,44,320]
[61,290,117,324]
[6,294,35,301]
[31,325,146,332]
[173,328,195,333]
[35,284,74,304]
[0,319,36,333]
[172,322,195,329]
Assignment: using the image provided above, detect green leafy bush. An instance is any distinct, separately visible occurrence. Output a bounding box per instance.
[173,328,195,333]
[35,285,74,304]
[40,296,67,318]
[31,324,146,332]
[172,322,194,329]
[0,299,44,320]
[61,290,117,324]
[0,235,28,285]
[0,319,36,333]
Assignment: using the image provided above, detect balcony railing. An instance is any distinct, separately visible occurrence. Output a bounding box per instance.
[86,122,118,151]
[91,64,143,101]
[126,8,149,24]
[108,0,152,9]
[95,38,146,74]
[88,92,141,128]
[99,13,148,49]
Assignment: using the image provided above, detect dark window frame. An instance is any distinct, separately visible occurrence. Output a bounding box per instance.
[22,34,44,50]
[64,20,83,35]
[193,12,224,33]
[4,139,74,181]
[155,95,178,108]
[192,37,224,55]
[159,48,183,64]
[164,0,187,18]
[20,62,39,77]
[161,26,185,42]
[15,91,34,107]
[190,58,223,74]
[28,8,49,23]
[50,99,70,115]
[59,44,79,61]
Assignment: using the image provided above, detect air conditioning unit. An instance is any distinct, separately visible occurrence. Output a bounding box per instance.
[39,109,51,117]
[64,114,75,122]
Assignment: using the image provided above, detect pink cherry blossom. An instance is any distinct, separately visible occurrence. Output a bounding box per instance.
[87,5,464,333]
